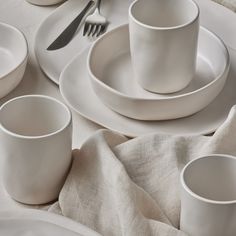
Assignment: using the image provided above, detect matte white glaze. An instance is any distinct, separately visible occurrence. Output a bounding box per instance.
[34,0,236,84]
[129,0,199,93]
[0,95,72,204]
[180,155,236,236]
[88,24,229,120]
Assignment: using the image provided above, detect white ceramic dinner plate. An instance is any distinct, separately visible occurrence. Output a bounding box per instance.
[88,25,229,120]
[59,46,236,137]
[0,209,101,236]
[35,0,131,84]
[35,0,236,84]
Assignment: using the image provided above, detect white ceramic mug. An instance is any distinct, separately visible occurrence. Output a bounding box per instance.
[180,154,236,236]
[129,0,199,94]
[26,0,64,6]
[0,95,72,204]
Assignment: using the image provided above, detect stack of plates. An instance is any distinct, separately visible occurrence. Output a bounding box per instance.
[59,23,234,137]
[35,0,236,137]
[87,24,229,121]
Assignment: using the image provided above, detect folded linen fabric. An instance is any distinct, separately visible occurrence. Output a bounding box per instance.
[213,0,236,11]
[49,106,236,235]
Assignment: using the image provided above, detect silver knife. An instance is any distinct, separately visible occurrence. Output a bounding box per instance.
[47,0,95,51]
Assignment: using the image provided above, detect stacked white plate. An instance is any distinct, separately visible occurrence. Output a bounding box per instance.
[59,23,235,137]
[88,24,229,121]
[35,0,236,137]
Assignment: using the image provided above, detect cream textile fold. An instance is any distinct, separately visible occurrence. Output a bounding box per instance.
[49,106,236,236]
[213,0,236,11]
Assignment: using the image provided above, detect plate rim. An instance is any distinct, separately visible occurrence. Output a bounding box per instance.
[0,209,101,236]
[34,0,83,85]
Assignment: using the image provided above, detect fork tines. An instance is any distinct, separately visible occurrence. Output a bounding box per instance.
[83,22,107,37]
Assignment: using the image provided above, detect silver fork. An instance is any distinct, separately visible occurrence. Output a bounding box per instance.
[83,0,107,37]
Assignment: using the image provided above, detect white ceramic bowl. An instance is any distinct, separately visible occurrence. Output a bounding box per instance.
[88,24,230,121]
[0,22,28,99]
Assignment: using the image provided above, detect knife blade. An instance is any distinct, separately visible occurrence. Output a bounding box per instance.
[47,0,95,51]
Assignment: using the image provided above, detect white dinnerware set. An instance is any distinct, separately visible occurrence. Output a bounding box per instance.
[87,2,234,235]
[0,10,72,207]
[88,0,229,121]
[0,0,235,235]
[180,154,236,236]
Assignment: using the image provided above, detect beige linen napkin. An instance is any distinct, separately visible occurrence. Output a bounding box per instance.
[49,106,236,235]
[213,0,236,11]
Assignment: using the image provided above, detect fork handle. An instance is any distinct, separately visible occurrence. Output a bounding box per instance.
[71,1,95,29]
[97,0,101,12]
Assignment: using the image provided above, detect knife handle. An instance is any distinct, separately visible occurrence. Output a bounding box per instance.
[47,0,95,50]
[67,0,95,34]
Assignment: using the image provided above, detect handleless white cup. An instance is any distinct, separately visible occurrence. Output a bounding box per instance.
[180,154,236,236]
[0,95,72,205]
[129,0,199,94]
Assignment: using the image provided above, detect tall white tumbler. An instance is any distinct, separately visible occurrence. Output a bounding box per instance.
[0,95,72,205]
[129,0,199,93]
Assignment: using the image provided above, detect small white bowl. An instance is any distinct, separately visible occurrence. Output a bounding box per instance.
[0,22,28,99]
[88,24,230,121]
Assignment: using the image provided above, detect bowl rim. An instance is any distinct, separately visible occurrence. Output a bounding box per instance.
[180,154,236,205]
[129,0,200,31]
[87,24,230,102]
[0,95,72,140]
[0,22,28,80]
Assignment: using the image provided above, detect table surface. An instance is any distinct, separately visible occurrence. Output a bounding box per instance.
[0,0,103,211]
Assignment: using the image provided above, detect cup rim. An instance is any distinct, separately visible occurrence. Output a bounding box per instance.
[0,95,72,139]
[180,154,236,205]
[129,0,200,31]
